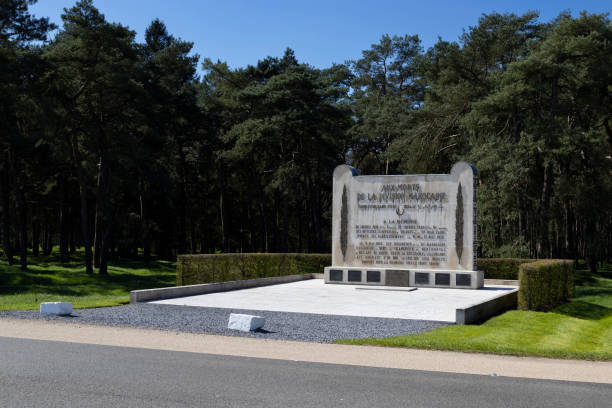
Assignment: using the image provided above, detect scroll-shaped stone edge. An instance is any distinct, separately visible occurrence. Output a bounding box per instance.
[340,185,348,261]
[450,162,478,271]
[450,161,478,178]
[332,165,359,266]
[333,164,359,180]
[456,182,464,265]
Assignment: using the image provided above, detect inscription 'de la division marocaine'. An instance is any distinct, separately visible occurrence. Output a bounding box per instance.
[352,183,450,268]
[332,162,477,272]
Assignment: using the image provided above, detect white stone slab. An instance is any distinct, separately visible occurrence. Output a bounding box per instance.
[40,302,73,316]
[152,279,516,323]
[228,313,265,332]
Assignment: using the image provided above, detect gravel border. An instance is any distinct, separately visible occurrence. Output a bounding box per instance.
[0,303,448,343]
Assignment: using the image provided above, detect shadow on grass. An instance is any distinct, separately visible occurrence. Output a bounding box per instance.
[574,268,598,286]
[574,261,612,284]
[2,273,56,286]
[553,300,612,321]
[110,258,175,270]
[95,274,176,292]
[575,287,612,298]
[0,254,176,298]
[1,276,175,297]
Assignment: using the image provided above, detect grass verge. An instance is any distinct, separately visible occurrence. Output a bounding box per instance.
[335,266,612,361]
[0,253,176,310]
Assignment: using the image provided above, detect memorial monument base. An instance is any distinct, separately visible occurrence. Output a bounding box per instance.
[323,267,484,289]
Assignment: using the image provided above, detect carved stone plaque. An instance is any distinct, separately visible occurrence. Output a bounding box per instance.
[330,162,478,272]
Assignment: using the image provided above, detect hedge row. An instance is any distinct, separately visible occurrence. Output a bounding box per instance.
[177,255,543,284]
[518,260,574,311]
[178,255,534,285]
[177,253,331,286]
[477,258,536,280]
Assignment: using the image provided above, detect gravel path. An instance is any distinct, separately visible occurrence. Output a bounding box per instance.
[0,304,448,342]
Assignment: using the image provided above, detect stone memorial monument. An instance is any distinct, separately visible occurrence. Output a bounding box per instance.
[324,162,483,289]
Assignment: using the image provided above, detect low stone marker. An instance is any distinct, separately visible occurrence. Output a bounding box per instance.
[227,313,265,332]
[40,302,73,316]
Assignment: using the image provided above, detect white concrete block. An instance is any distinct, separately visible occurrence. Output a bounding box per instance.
[40,302,73,316]
[227,313,265,332]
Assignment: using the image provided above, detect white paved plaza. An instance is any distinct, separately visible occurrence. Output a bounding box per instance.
[151,279,517,323]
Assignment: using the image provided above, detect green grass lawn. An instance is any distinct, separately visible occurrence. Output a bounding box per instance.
[0,253,176,310]
[336,265,612,361]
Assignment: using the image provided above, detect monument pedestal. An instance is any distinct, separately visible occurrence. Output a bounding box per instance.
[324,267,484,289]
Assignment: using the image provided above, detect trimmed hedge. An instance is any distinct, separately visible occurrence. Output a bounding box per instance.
[518,260,574,311]
[477,258,536,280]
[178,255,532,285]
[177,253,331,286]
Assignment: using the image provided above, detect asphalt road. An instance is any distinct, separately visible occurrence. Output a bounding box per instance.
[1,337,609,408]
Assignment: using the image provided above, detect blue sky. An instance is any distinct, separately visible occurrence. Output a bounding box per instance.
[31,0,610,72]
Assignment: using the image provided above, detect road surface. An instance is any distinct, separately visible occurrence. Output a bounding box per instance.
[1,337,609,407]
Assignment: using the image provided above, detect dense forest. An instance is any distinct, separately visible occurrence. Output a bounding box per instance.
[1,0,610,274]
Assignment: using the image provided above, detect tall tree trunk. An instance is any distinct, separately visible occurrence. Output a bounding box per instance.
[537,162,552,258]
[143,232,151,262]
[218,162,229,252]
[78,176,93,274]
[297,202,303,253]
[98,211,112,274]
[69,211,76,255]
[93,156,102,268]
[273,194,280,252]
[307,173,323,252]
[158,220,172,259]
[257,184,268,253]
[281,191,289,253]
[40,222,46,254]
[32,221,39,256]
[178,193,187,255]
[139,184,151,263]
[173,143,189,255]
[567,205,576,261]
[585,219,598,275]
[97,156,111,275]
[43,223,52,256]
[302,179,313,252]
[14,183,27,270]
[315,183,324,252]
[58,173,69,263]
[0,166,13,264]
[71,135,93,274]
[190,218,196,254]
[9,148,27,271]
[245,184,254,253]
